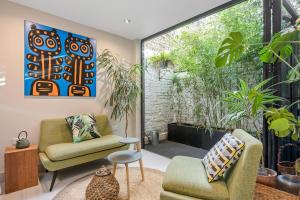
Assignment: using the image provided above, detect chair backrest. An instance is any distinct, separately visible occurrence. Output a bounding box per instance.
[225,129,263,200]
[39,114,113,152]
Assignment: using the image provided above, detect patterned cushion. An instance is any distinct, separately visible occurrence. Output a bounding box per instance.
[202,133,245,182]
[66,114,101,143]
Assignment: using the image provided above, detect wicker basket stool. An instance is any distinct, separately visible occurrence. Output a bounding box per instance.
[86,167,119,200]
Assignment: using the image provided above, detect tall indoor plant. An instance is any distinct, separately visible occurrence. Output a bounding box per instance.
[215,20,300,140]
[97,49,142,137]
[215,18,300,185]
[222,78,283,182]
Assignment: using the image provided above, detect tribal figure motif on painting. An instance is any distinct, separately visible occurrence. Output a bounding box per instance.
[64,34,95,96]
[26,24,63,96]
[24,21,96,97]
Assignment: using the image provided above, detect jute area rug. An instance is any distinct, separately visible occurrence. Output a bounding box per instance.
[54,167,299,200]
[54,167,162,200]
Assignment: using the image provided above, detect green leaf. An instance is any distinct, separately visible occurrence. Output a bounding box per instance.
[223,78,283,134]
[265,107,296,124]
[269,118,290,136]
[259,27,297,64]
[265,107,300,140]
[280,44,293,60]
[276,129,291,138]
[291,132,299,141]
[215,53,228,68]
[215,32,244,67]
[287,63,300,82]
[239,78,249,93]
[253,78,272,91]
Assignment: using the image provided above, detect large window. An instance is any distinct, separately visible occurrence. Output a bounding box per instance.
[141,0,263,144]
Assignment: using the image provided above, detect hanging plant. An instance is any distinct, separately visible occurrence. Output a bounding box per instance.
[148,52,173,69]
[148,52,173,80]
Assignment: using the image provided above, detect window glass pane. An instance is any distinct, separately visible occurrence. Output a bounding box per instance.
[142,0,263,135]
[288,0,300,14]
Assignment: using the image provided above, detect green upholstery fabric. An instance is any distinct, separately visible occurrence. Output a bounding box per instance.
[161,129,262,200]
[161,191,205,200]
[94,115,114,136]
[39,114,129,172]
[45,135,124,161]
[39,118,72,152]
[162,156,229,200]
[39,144,129,171]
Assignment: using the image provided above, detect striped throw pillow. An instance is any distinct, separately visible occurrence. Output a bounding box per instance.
[202,133,245,182]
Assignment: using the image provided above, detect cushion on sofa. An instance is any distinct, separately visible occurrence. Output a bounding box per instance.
[162,156,229,200]
[45,135,124,161]
[66,114,101,143]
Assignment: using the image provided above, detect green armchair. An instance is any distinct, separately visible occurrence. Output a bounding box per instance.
[160,129,263,200]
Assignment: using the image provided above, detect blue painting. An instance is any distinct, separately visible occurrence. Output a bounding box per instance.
[24,21,96,97]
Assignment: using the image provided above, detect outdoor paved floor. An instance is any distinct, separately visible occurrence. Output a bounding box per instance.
[145,140,208,159]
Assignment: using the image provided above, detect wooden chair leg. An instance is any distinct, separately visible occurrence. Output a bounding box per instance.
[139,159,145,181]
[125,163,130,199]
[49,171,57,192]
[113,162,117,176]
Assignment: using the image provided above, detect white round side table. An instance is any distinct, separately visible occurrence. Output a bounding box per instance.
[108,137,144,199]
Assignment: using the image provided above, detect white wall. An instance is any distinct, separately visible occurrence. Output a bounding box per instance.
[0,0,140,173]
[144,67,174,133]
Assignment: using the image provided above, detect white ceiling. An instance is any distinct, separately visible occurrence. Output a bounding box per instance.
[9,0,230,40]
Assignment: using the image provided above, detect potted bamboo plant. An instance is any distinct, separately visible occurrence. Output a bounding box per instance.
[167,73,226,150]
